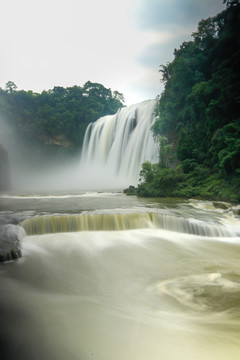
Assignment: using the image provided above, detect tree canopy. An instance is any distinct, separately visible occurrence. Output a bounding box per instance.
[139,2,240,202]
[0,81,124,152]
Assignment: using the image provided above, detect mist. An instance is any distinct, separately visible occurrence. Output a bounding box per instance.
[0,116,133,193]
[0,116,85,193]
[0,99,158,193]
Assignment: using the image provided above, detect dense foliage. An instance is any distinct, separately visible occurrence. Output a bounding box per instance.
[0,81,124,154]
[138,1,240,202]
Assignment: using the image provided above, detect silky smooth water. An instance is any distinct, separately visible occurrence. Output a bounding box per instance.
[80,100,159,188]
[1,192,240,360]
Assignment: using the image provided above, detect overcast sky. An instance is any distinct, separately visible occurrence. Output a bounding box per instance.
[1,0,225,105]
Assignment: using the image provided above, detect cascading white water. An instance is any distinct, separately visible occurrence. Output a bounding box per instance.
[20,211,240,237]
[80,99,159,189]
[1,193,240,360]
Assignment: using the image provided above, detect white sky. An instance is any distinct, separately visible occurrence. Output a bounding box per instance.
[0,0,225,105]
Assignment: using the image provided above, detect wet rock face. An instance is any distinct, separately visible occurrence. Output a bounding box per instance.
[38,134,72,147]
[0,224,25,262]
[0,144,11,191]
[0,248,22,262]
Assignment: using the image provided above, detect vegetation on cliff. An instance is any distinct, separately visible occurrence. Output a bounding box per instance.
[0,81,124,155]
[138,0,240,202]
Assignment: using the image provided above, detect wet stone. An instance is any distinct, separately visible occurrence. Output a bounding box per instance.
[0,224,24,263]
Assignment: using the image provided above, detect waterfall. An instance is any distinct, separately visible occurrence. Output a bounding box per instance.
[20,212,239,237]
[79,99,159,189]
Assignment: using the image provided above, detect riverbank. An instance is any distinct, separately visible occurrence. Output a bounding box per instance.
[125,179,240,204]
[130,163,240,204]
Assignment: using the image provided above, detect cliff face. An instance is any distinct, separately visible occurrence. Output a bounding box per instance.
[38,134,72,147]
[0,144,11,191]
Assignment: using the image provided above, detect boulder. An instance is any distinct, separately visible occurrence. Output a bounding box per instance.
[0,224,25,262]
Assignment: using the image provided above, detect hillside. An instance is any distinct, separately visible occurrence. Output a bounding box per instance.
[0,81,124,158]
[138,1,240,202]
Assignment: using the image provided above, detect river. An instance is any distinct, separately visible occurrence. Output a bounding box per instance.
[1,190,240,360]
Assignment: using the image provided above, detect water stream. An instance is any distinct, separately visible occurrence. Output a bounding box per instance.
[1,191,240,360]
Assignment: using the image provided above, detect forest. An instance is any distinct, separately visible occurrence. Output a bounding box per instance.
[0,81,124,156]
[137,0,240,202]
[0,1,239,202]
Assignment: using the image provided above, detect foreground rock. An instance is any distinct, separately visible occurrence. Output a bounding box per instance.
[0,224,25,262]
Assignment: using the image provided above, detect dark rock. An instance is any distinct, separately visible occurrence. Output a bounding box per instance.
[0,144,11,191]
[0,249,22,262]
[232,207,240,216]
[213,201,231,210]
[123,185,137,195]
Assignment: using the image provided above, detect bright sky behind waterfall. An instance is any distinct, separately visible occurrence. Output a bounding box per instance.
[1,0,225,106]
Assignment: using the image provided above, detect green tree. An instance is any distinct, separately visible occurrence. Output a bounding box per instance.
[5,81,17,93]
[0,81,125,154]
[142,2,240,202]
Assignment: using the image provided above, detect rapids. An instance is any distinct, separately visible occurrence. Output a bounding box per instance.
[1,191,240,360]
